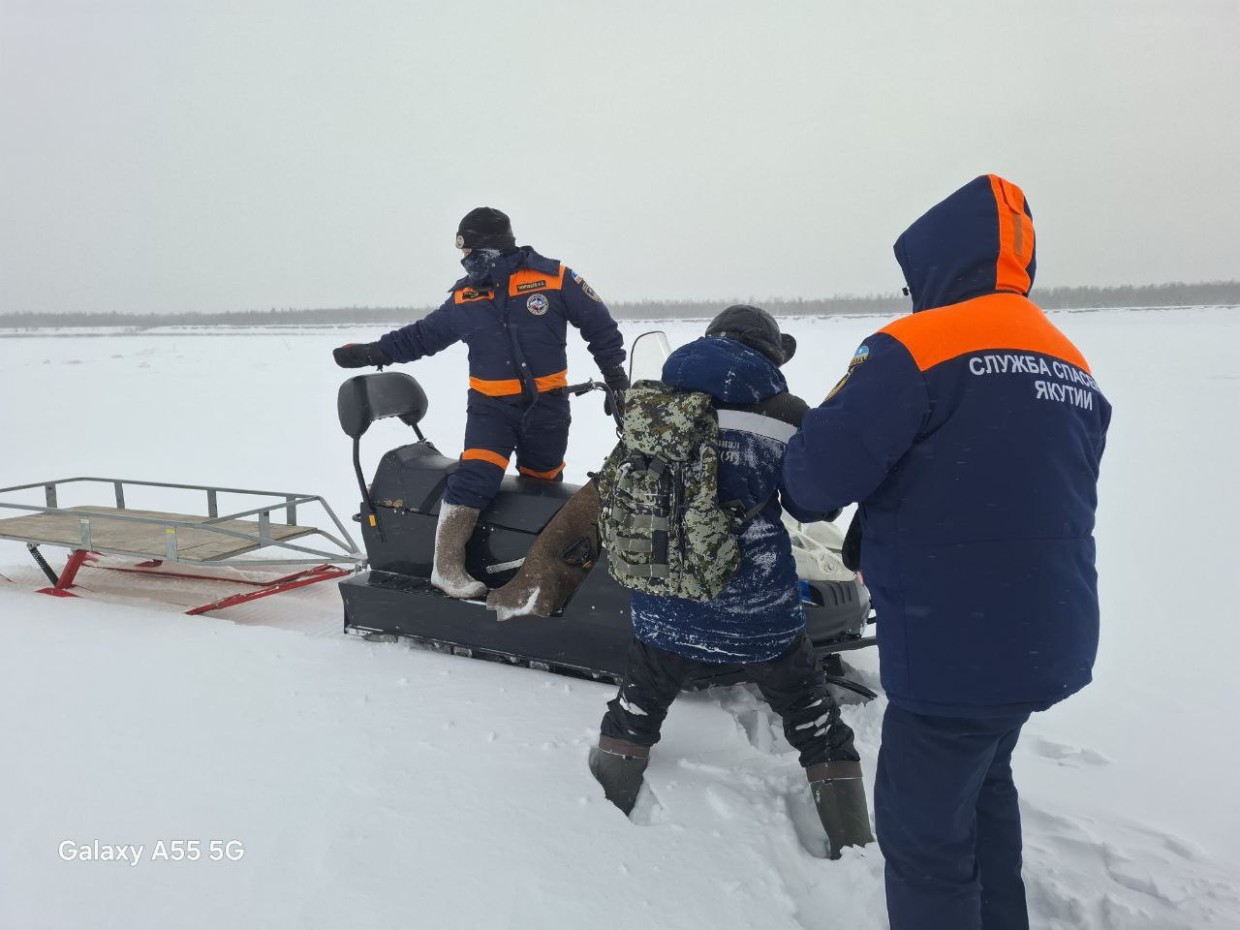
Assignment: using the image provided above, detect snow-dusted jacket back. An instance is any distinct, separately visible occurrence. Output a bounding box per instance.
[784,175,1112,716]
[630,337,819,664]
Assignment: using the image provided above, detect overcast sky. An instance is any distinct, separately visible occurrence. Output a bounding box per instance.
[2,0,1238,315]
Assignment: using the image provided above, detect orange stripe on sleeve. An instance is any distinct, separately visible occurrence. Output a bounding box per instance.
[461,448,511,470]
[989,175,1035,296]
[881,293,1090,373]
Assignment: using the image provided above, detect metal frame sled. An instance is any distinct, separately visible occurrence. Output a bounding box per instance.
[336,371,876,695]
[0,477,364,615]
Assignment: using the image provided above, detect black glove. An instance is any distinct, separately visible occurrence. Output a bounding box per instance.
[842,511,862,573]
[601,365,630,417]
[333,342,392,369]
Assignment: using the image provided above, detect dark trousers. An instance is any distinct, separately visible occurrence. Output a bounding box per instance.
[600,635,858,766]
[876,704,1031,930]
[444,393,570,509]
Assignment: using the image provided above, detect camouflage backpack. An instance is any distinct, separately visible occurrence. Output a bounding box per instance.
[596,381,764,602]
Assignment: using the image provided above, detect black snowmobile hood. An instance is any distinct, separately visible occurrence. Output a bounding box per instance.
[893,174,1037,313]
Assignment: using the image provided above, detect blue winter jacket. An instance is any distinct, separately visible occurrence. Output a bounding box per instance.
[632,337,820,664]
[784,175,1112,716]
[378,247,625,401]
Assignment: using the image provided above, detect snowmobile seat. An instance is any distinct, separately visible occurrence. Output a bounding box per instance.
[338,372,428,439]
[369,441,577,533]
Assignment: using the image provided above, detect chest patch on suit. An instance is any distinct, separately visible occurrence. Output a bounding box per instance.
[526,294,549,316]
[516,280,548,293]
[455,287,494,304]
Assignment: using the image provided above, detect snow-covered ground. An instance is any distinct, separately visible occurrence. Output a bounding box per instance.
[2,307,1238,929]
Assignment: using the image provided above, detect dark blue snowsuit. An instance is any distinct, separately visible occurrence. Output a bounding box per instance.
[602,337,858,767]
[783,176,1111,929]
[378,248,625,509]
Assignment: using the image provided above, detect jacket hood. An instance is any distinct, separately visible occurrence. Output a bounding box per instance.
[894,174,1037,313]
[661,336,787,404]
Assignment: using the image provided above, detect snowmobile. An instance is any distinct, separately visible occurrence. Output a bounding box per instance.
[336,332,875,694]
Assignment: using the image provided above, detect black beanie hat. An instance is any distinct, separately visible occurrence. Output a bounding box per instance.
[455,207,516,250]
[705,304,796,366]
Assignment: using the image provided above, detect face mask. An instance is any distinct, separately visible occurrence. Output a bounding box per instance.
[460,248,502,285]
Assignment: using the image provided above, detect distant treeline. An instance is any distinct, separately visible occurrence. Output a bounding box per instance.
[3,280,1238,330]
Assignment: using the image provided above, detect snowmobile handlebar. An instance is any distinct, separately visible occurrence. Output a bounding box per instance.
[565,380,623,432]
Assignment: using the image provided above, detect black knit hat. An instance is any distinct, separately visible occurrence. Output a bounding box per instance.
[705,304,796,366]
[455,207,516,250]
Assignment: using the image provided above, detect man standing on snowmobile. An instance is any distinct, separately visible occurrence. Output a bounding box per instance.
[783,176,1111,929]
[333,207,628,599]
[589,305,874,859]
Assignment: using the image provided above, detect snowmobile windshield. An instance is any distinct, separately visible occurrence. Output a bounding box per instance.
[628,331,671,383]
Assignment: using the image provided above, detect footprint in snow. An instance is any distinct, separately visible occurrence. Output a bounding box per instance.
[1020,799,1240,928]
[783,782,834,859]
[711,684,788,757]
[1027,735,1111,767]
[703,783,747,820]
[627,782,666,826]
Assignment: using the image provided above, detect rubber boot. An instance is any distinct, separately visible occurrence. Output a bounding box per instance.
[487,479,601,619]
[430,503,487,599]
[588,734,650,816]
[806,760,875,859]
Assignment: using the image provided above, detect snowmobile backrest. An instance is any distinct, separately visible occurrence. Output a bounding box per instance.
[337,372,429,439]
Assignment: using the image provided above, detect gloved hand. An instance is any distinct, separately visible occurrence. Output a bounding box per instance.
[842,510,862,573]
[333,342,392,369]
[601,365,630,418]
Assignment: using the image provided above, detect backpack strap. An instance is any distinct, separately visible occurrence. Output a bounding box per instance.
[610,554,670,579]
[609,504,669,532]
[723,496,773,524]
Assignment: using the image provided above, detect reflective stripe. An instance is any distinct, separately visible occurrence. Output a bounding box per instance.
[989,175,1035,297]
[518,461,566,480]
[534,370,568,391]
[461,448,510,470]
[469,369,568,397]
[716,409,798,444]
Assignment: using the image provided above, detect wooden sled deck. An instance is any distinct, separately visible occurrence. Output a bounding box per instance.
[0,477,364,615]
[0,505,317,562]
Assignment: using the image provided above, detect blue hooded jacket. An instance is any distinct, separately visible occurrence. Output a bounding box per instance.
[631,337,820,664]
[784,175,1112,716]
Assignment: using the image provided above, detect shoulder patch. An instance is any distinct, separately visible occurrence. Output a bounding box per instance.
[572,272,603,302]
[823,345,869,401]
[824,372,851,403]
